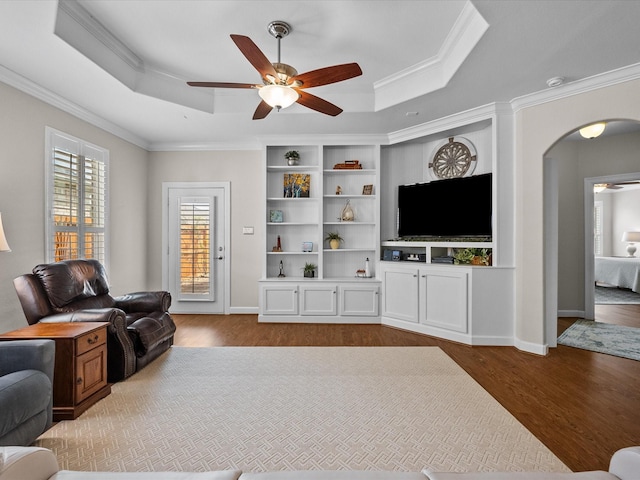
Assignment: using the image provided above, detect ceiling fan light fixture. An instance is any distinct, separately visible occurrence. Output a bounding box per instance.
[258,84,299,109]
[579,122,606,139]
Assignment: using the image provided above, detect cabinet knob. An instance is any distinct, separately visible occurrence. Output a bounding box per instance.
[87,335,99,345]
[76,377,83,385]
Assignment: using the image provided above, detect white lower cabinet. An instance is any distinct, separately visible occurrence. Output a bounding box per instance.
[380,262,514,345]
[259,281,380,323]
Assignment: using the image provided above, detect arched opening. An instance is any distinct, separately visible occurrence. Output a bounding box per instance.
[543,119,640,347]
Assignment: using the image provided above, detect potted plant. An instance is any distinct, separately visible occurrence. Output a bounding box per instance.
[302,262,317,278]
[453,247,491,266]
[325,232,343,250]
[284,150,300,166]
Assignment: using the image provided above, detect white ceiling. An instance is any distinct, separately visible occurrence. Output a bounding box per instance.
[1,0,640,150]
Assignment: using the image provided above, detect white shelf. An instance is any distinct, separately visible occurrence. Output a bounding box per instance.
[323,169,376,174]
[267,222,318,226]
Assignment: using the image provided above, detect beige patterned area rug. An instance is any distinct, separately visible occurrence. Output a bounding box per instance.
[37,347,569,474]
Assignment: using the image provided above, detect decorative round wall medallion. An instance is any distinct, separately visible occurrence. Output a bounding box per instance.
[428,136,477,179]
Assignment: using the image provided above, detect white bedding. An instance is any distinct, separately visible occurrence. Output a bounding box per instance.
[594,256,640,293]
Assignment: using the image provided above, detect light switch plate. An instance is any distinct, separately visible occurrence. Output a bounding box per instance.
[242,226,254,235]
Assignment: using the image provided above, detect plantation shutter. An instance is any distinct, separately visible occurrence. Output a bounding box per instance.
[594,201,603,256]
[46,128,108,264]
[179,198,212,296]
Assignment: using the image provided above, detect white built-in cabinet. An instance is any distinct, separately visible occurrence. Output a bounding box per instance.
[259,143,381,323]
[258,104,515,345]
[378,262,514,345]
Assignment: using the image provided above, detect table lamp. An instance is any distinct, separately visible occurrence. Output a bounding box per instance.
[621,231,640,257]
[0,212,11,252]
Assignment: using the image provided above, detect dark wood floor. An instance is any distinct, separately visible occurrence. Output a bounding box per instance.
[172,305,640,473]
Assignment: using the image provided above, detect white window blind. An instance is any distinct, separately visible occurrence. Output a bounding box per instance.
[594,201,603,256]
[180,201,211,295]
[46,128,108,264]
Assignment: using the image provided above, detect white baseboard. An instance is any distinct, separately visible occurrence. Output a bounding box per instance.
[230,306,259,314]
[513,337,548,356]
[558,310,585,318]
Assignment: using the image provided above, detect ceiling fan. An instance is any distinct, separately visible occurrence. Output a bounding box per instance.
[187,21,362,120]
[594,181,640,192]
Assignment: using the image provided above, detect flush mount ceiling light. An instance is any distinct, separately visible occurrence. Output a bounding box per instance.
[579,122,606,139]
[187,21,362,119]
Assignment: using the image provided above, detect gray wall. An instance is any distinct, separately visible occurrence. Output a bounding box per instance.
[0,82,149,333]
[548,129,640,313]
[146,150,263,310]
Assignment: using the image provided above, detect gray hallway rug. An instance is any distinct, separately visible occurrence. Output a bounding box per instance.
[36,347,568,474]
[595,285,640,304]
[558,320,640,361]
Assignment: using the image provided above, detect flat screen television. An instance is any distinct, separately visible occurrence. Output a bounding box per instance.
[397,173,492,238]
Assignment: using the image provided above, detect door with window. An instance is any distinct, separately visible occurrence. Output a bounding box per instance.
[164,184,229,314]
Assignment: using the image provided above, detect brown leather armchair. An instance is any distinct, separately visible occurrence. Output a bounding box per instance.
[13,259,176,382]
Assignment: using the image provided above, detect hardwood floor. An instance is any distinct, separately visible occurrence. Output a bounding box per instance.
[171,307,640,473]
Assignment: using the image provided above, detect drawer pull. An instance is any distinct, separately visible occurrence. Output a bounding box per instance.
[87,335,99,345]
[76,377,83,385]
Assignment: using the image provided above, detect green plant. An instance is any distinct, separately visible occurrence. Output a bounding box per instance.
[302,262,317,273]
[324,232,343,243]
[453,247,491,265]
[284,150,299,159]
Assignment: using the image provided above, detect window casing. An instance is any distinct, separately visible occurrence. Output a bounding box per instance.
[45,128,109,265]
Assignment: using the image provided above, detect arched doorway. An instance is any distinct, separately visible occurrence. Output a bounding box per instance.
[543,120,640,346]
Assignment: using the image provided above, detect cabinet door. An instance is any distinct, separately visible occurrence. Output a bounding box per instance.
[261,285,299,315]
[381,267,419,323]
[300,285,337,316]
[420,268,468,333]
[75,345,107,403]
[340,285,379,316]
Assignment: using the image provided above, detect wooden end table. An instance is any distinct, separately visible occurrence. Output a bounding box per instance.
[0,322,111,420]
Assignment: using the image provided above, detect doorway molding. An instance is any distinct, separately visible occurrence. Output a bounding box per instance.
[583,172,640,320]
[161,182,231,314]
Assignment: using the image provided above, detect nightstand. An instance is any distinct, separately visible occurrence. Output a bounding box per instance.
[0,322,111,420]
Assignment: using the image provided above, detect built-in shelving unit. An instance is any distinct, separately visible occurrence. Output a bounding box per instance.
[260,143,381,323]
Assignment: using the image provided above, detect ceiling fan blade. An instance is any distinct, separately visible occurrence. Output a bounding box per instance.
[253,100,273,120]
[293,63,362,89]
[187,81,256,89]
[296,90,343,116]
[230,34,278,80]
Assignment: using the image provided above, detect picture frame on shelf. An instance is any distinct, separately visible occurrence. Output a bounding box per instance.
[269,209,283,223]
[362,184,374,195]
[302,241,313,252]
[284,173,310,198]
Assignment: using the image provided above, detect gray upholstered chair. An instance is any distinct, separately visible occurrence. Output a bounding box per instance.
[0,339,54,446]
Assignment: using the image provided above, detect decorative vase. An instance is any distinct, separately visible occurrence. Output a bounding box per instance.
[330,239,340,250]
[286,156,299,166]
[341,199,354,221]
[304,270,315,278]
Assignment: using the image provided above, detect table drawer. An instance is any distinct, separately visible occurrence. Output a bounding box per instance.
[75,327,107,356]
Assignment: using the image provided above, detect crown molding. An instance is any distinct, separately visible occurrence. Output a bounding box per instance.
[387,103,502,144]
[0,64,149,150]
[511,62,640,113]
[374,1,488,111]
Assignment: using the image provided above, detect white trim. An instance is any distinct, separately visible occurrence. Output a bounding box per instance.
[511,62,640,113]
[583,172,640,321]
[230,306,259,314]
[374,1,488,111]
[558,310,585,318]
[0,65,149,150]
[44,127,110,269]
[162,182,231,314]
[513,337,548,356]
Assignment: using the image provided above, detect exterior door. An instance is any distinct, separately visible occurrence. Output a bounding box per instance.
[164,184,229,314]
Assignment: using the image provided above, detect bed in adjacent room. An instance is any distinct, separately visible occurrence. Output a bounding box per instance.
[594,256,640,293]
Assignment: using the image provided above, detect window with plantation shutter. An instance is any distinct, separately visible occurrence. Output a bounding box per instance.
[594,201,603,256]
[45,128,108,265]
